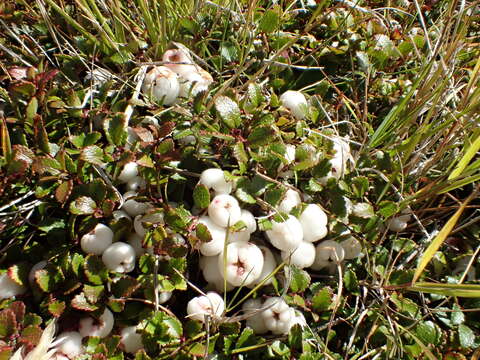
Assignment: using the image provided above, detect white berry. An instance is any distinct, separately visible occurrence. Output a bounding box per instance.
[126,176,146,192]
[262,297,293,335]
[277,189,301,214]
[281,241,316,269]
[299,204,328,243]
[141,66,180,106]
[218,242,264,287]
[121,326,143,354]
[198,168,233,195]
[197,216,227,257]
[28,260,47,285]
[117,162,138,183]
[208,194,242,228]
[266,215,304,251]
[80,223,113,255]
[248,246,277,288]
[311,240,345,271]
[0,273,27,299]
[242,298,268,334]
[200,255,233,292]
[122,191,152,217]
[134,211,165,238]
[79,308,114,338]
[54,331,84,358]
[186,292,225,322]
[102,242,136,273]
[280,90,308,120]
[340,237,362,259]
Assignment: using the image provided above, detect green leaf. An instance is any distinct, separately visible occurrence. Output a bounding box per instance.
[70,196,97,215]
[451,304,465,325]
[71,292,99,311]
[33,115,51,154]
[195,223,212,243]
[193,184,210,209]
[312,287,333,312]
[83,284,105,303]
[259,9,280,33]
[26,96,38,124]
[215,96,241,129]
[55,180,73,203]
[247,126,277,148]
[70,132,102,148]
[377,200,398,218]
[48,300,66,317]
[104,115,127,146]
[458,324,475,348]
[80,145,106,166]
[414,321,440,345]
[112,276,140,298]
[8,262,29,287]
[344,269,359,294]
[288,266,310,293]
[32,156,62,175]
[84,255,108,285]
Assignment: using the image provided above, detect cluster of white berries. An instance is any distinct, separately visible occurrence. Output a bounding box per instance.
[141,46,213,105]
[195,168,268,291]
[242,297,306,335]
[41,308,143,359]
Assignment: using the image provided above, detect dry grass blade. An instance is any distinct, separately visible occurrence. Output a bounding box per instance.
[412,188,478,283]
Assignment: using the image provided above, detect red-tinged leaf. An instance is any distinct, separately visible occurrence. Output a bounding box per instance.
[55,180,73,203]
[32,156,62,176]
[0,309,17,337]
[8,66,28,80]
[48,300,66,317]
[8,262,29,287]
[8,301,25,324]
[132,127,154,143]
[91,354,107,360]
[137,154,154,168]
[71,293,99,311]
[101,199,114,218]
[80,145,105,166]
[35,69,59,90]
[19,325,42,347]
[158,121,175,138]
[12,145,34,165]
[33,115,50,154]
[83,284,104,303]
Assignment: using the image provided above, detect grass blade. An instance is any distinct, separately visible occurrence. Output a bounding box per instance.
[448,133,480,180]
[412,189,477,283]
[407,282,480,298]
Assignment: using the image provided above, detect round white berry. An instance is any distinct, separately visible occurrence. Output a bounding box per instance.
[247,246,277,288]
[121,326,143,354]
[54,331,84,358]
[280,90,308,120]
[242,298,268,334]
[299,204,328,243]
[266,215,304,251]
[117,162,138,183]
[127,232,147,257]
[79,308,114,338]
[199,255,233,292]
[80,223,114,255]
[229,209,257,243]
[102,242,136,273]
[208,194,242,228]
[126,176,146,192]
[340,237,362,259]
[198,168,233,195]
[134,211,165,238]
[162,48,196,78]
[218,242,264,287]
[141,66,180,106]
[311,240,345,271]
[281,241,316,269]
[277,189,301,214]
[262,297,293,335]
[178,68,213,98]
[112,210,132,221]
[186,292,225,322]
[0,273,27,299]
[197,216,227,257]
[122,191,152,217]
